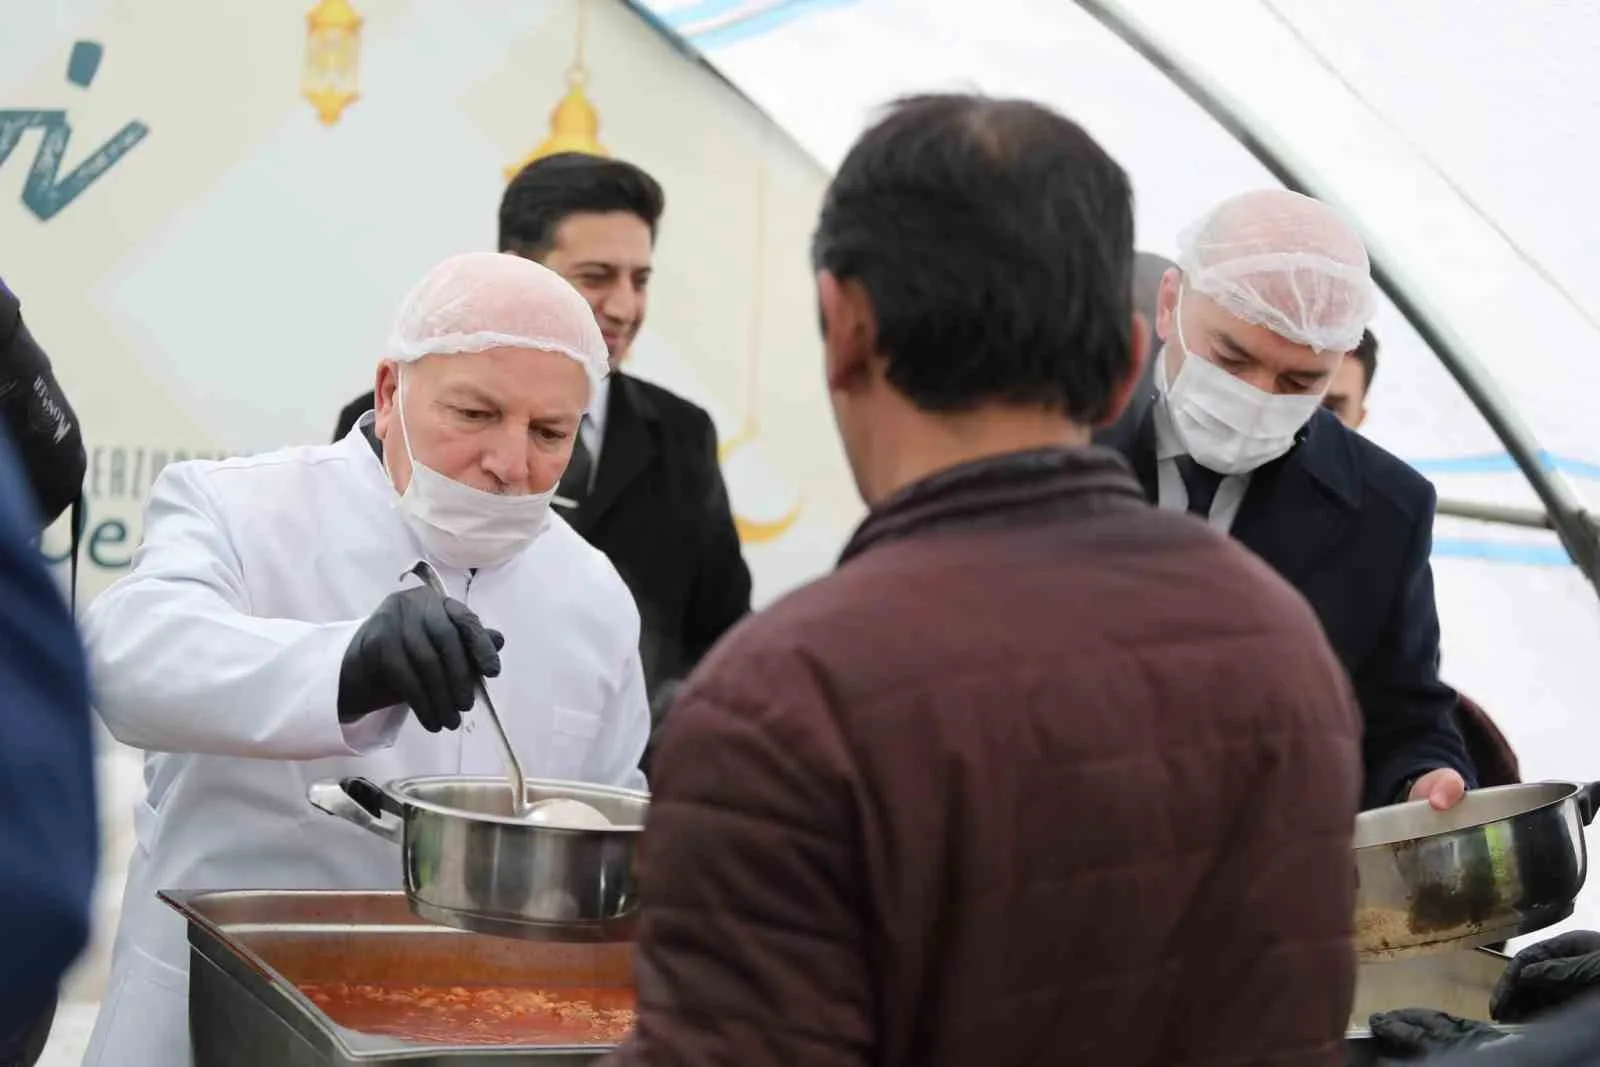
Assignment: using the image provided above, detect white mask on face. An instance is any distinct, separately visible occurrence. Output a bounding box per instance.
[1161,285,1326,476]
[389,368,556,568]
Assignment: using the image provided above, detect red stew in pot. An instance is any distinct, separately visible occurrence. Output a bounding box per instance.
[299,982,636,1046]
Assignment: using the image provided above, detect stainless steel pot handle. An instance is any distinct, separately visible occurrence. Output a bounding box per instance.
[1578,782,1600,826]
[307,777,404,844]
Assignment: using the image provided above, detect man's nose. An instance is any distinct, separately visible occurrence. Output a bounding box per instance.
[599,281,640,323]
[480,427,532,490]
[1238,366,1279,395]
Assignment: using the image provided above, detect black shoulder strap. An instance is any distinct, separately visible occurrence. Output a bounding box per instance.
[67,491,83,615]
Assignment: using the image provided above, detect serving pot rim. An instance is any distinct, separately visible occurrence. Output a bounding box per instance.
[1353,780,1581,851]
[379,774,651,832]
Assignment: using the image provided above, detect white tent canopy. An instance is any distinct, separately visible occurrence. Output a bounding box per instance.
[640,0,1600,540]
[633,0,1600,938]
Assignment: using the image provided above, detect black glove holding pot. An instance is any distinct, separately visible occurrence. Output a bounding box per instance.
[1368,1008,1508,1059]
[1490,930,1600,1023]
[337,585,504,732]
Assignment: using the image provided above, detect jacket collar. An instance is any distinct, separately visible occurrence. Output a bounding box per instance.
[839,446,1144,565]
[1110,400,1364,582]
[566,371,659,534]
[1228,408,1363,582]
[1115,396,1361,510]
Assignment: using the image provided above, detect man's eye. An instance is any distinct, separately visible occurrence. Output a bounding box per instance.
[457,407,493,421]
[536,428,567,442]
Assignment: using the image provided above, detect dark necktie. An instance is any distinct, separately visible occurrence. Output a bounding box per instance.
[558,417,594,506]
[1175,455,1224,518]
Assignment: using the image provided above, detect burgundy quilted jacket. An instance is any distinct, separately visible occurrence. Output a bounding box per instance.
[603,448,1363,1067]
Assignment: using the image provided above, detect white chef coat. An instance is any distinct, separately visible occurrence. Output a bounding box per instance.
[79,420,649,1067]
[1151,392,1252,533]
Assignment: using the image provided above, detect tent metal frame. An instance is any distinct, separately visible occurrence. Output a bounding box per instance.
[1073,0,1600,596]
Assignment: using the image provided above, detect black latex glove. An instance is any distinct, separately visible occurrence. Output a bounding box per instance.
[1491,930,1600,1022]
[1369,1009,1505,1059]
[337,585,504,732]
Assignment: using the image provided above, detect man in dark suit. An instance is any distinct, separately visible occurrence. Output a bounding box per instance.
[334,155,752,745]
[1097,189,1475,812]
[1314,327,1522,789]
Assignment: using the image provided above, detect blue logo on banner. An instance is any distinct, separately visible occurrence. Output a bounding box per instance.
[0,41,150,223]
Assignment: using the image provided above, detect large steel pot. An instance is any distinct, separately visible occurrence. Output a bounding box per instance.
[308,776,647,943]
[1353,781,1600,959]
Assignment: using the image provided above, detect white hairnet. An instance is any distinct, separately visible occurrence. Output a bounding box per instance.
[1177,189,1376,354]
[387,251,608,393]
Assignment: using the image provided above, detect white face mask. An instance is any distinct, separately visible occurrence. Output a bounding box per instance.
[389,368,556,568]
[1161,286,1326,475]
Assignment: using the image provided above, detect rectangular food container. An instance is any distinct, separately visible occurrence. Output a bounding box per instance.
[162,890,632,1066]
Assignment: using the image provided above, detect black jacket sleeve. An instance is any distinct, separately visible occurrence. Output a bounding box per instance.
[1356,479,1477,808]
[1418,997,1600,1067]
[0,281,86,528]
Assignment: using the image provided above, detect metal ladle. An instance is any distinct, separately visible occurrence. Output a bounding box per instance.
[404,560,529,817]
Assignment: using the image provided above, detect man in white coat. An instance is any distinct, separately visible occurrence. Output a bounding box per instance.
[79,252,651,1066]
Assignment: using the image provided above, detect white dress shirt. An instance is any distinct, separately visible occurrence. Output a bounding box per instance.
[570,373,610,496]
[584,374,610,456]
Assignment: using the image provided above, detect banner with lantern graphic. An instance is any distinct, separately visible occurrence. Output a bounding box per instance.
[302,0,364,126]
[0,0,855,611]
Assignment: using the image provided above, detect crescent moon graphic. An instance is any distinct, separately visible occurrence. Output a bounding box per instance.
[735,506,803,543]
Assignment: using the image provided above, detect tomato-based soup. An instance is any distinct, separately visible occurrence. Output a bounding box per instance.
[299,982,636,1046]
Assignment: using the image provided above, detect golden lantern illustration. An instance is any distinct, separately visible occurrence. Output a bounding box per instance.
[301,0,363,126]
[720,160,803,545]
[505,0,607,179]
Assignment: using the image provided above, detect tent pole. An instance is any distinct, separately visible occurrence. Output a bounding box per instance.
[1071,0,1600,596]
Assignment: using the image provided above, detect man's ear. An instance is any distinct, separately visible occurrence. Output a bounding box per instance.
[1155,267,1182,344]
[817,271,876,392]
[1094,311,1151,429]
[372,360,400,436]
[1353,402,1368,431]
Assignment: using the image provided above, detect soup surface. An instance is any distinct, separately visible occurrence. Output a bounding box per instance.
[300,981,636,1046]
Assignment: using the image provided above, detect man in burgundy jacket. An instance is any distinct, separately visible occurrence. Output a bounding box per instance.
[602,94,1363,1067]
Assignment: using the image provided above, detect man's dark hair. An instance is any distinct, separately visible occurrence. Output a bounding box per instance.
[1351,328,1379,392]
[811,93,1135,421]
[498,152,666,259]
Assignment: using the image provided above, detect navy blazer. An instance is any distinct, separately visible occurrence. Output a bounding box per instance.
[0,426,96,1038]
[1098,405,1475,810]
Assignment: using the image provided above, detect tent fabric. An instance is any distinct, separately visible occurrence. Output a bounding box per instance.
[632,0,1600,943]
[639,0,1600,523]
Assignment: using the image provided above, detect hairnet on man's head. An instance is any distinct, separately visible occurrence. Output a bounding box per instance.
[387,252,608,393]
[1177,189,1375,353]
